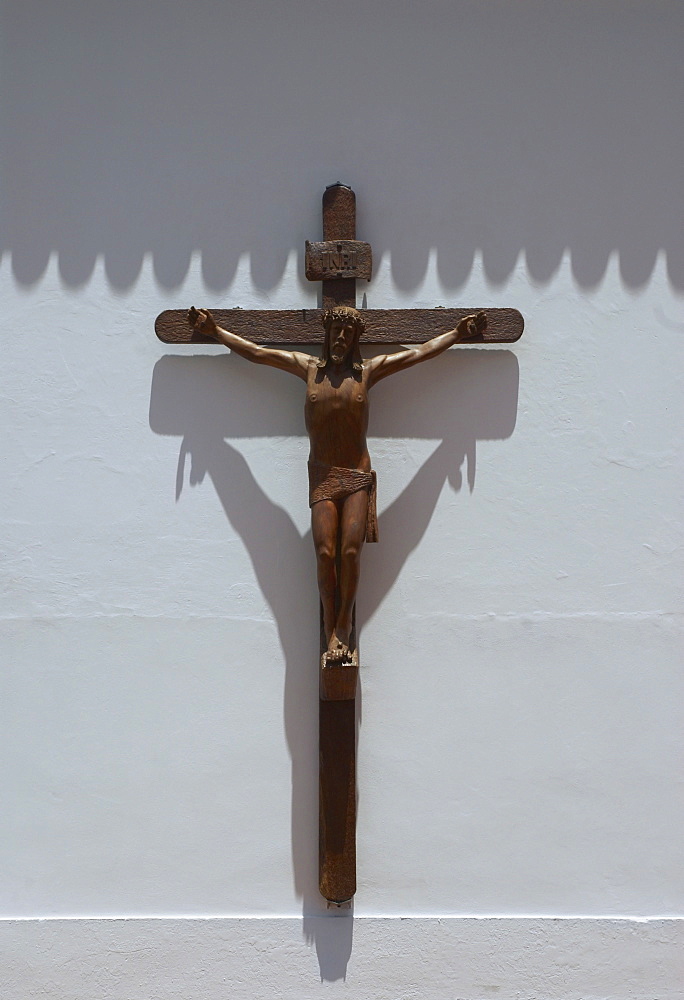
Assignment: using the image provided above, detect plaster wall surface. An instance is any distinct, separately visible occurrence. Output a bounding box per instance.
[1,0,682,994]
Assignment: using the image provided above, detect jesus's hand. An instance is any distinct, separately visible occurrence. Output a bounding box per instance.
[455,311,487,343]
[188,306,219,340]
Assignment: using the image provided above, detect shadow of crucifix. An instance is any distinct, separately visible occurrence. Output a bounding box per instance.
[149,343,518,956]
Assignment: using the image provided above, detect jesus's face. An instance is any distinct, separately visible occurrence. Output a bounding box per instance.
[328,319,357,365]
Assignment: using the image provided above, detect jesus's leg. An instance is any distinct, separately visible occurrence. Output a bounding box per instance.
[311,499,338,653]
[335,488,369,657]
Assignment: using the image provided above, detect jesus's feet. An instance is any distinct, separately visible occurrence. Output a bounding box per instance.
[325,625,354,665]
[320,631,359,700]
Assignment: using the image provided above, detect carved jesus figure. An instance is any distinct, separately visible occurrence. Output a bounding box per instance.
[188,305,486,665]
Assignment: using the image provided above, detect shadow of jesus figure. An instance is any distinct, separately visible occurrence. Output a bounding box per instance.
[188,305,486,666]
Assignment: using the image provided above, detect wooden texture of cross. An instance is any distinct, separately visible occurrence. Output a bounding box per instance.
[155,184,524,905]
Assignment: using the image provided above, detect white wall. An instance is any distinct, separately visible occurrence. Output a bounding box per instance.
[1,1,682,994]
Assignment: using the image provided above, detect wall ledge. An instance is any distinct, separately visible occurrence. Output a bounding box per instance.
[3,916,681,998]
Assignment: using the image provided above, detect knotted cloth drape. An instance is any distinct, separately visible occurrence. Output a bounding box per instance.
[308,462,378,543]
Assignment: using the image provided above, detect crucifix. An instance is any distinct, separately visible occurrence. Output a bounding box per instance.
[155,184,523,905]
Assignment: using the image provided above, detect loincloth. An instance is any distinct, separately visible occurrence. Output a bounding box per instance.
[308,462,378,543]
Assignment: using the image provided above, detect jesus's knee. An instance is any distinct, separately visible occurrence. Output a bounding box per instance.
[315,540,336,568]
[340,540,362,566]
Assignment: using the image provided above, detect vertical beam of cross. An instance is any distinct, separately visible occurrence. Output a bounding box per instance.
[316,184,361,904]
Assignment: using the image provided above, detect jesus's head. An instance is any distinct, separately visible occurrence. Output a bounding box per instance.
[318,306,365,370]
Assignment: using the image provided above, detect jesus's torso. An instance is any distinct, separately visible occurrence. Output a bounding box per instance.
[304,358,371,472]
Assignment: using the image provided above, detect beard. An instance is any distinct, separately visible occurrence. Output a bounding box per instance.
[331,341,347,363]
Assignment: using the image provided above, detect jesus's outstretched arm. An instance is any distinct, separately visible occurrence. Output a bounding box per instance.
[189,307,310,381]
[367,311,487,387]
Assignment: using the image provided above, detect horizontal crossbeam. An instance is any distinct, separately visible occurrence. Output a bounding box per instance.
[155,307,523,345]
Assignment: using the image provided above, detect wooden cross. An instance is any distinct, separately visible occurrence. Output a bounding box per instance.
[155,184,523,906]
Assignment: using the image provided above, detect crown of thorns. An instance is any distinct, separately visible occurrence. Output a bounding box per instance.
[321,306,366,335]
